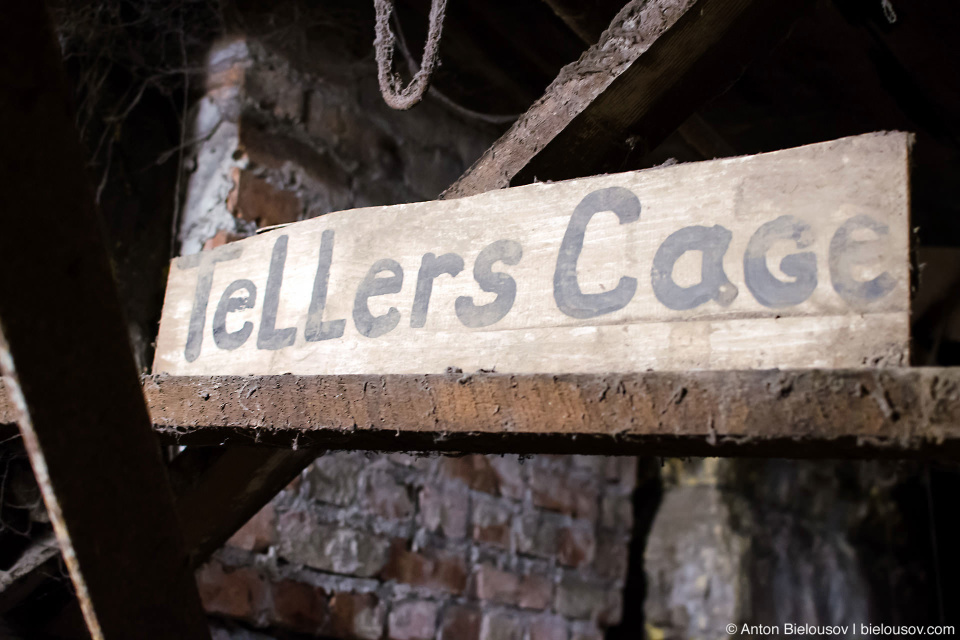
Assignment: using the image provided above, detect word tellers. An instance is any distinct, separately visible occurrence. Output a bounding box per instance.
[154,133,911,375]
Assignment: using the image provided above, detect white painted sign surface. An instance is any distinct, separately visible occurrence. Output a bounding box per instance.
[154,132,911,375]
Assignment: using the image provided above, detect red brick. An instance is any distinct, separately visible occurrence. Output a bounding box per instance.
[226,502,277,552]
[518,574,553,610]
[442,455,499,494]
[480,612,524,640]
[593,533,629,581]
[388,600,439,640]
[488,456,525,500]
[471,500,512,549]
[203,229,244,251]
[529,616,568,640]
[381,541,467,594]
[440,605,482,640]
[270,579,327,634]
[196,560,267,621]
[470,564,519,605]
[517,513,560,558]
[228,169,300,227]
[600,494,633,531]
[330,592,385,640]
[419,484,468,539]
[557,526,595,568]
[364,469,414,520]
[529,468,598,521]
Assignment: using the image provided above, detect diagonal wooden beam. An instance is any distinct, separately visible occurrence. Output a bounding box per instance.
[443,0,812,197]
[169,446,319,570]
[0,3,209,638]
[541,0,740,161]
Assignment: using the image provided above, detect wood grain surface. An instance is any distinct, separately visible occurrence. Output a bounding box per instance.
[154,132,911,376]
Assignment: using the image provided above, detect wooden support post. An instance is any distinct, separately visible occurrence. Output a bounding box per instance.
[444,0,811,197]
[0,3,209,638]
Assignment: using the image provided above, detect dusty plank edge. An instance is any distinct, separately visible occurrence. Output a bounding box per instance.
[2,371,956,458]
[134,370,960,459]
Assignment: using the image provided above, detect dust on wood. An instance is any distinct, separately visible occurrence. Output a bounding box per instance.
[154,133,912,377]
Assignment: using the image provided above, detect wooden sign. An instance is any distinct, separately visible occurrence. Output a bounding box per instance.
[154,132,911,376]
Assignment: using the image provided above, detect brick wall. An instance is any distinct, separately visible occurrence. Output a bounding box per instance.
[203,453,635,640]
[181,38,637,640]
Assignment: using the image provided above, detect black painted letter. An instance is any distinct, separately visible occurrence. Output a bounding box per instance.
[353,259,404,338]
[829,214,896,306]
[213,279,257,350]
[744,215,817,308]
[305,229,346,342]
[257,235,297,350]
[456,239,522,328]
[410,252,464,328]
[553,187,640,319]
[180,245,243,362]
[651,225,738,310]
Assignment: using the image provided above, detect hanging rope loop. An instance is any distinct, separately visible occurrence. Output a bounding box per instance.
[374,0,447,110]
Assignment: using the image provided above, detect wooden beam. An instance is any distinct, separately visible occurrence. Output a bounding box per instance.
[169,446,318,569]
[0,533,60,615]
[0,3,209,638]
[0,448,318,624]
[0,367,957,458]
[131,370,960,459]
[444,0,812,197]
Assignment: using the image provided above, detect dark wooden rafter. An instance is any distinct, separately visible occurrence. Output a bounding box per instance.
[541,0,738,160]
[0,3,209,638]
[443,0,812,197]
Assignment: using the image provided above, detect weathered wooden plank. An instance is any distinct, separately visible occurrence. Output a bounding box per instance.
[444,0,812,196]
[539,0,737,161]
[140,369,960,458]
[0,370,957,457]
[154,133,911,377]
[0,3,209,638]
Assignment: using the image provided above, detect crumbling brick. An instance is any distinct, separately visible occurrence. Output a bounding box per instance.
[419,483,469,539]
[330,592,386,640]
[388,600,439,640]
[470,564,519,605]
[276,511,390,577]
[557,525,596,568]
[196,560,267,622]
[382,541,468,594]
[518,573,554,610]
[529,616,568,640]
[226,502,277,553]
[440,605,482,640]
[472,499,513,549]
[479,612,524,640]
[269,579,328,634]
